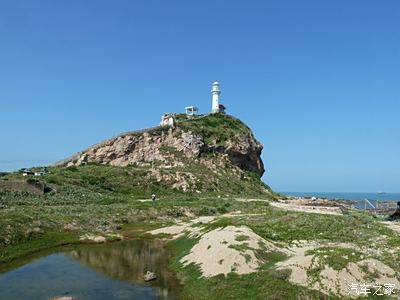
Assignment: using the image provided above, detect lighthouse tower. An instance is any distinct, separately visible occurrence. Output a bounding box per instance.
[211,81,221,113]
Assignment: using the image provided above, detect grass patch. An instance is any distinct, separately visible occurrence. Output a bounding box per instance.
[235,234,250,242]
[202,218,235,232]
[177,113,251,146]
[233,208,393,247]
[120,222,169,238]
[387,235,400,247]
[167,236,328,300]
[228,243,252,252]
[306,246,363,271]
[258,251,288,269]
[0,231,79,264]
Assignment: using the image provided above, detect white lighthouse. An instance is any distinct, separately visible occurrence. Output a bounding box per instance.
[211,81,221,113]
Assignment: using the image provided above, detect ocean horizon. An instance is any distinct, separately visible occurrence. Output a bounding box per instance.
[281,192,400,202]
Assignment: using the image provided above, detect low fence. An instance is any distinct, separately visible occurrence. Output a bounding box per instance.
[354,199,399,215]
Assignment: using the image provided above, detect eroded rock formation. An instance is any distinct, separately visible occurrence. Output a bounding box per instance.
[57,114,268,193]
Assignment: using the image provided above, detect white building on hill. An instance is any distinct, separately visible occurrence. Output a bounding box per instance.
[211,81,225,113]
[160,114,175,127]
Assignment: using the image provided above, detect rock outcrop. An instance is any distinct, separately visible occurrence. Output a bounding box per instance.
[57,114,268,194]
[68,129,205,168]
[0,179,47,195]
[209,132,264,177]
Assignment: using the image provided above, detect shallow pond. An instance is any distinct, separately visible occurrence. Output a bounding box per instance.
[0,239,181,300]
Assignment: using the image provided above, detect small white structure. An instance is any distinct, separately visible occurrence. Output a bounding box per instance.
[185,106,198,116]
[160,114,175,127]
[22,168,48,176]
[211,81,225,113]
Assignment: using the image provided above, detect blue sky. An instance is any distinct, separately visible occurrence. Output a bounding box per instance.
[0,0,399,192]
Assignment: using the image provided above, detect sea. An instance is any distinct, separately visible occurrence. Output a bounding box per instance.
[281,192,400,202]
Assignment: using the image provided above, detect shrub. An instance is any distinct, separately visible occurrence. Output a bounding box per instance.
[217,205,228,214]
[270,268,292,280]
[45,175,62,185]
[198,206,217,216]
[167,208,184,218]
[66,166,78,172]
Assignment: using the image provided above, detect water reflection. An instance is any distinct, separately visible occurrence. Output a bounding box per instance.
[67,239,180,299]
[0,239,181,300]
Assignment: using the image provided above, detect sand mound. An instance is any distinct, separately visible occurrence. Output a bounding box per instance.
[149,216,216,239]
[149,217,282,277]
[181,225,278,277]
[276,242,400,297]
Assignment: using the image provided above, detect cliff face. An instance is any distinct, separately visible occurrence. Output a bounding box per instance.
[60,114,268,194]
[68,129,205,168]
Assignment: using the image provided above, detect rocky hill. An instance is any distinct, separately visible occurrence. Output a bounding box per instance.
[56,114,271,196]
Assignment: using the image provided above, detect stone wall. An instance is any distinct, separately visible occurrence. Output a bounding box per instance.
[0,179,46,195]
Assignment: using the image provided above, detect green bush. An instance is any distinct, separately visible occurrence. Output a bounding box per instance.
[45,175,62,185]
[167,208,184,218]
[198,206,218,216]
[66,166,78,172]
[217,205,228,214]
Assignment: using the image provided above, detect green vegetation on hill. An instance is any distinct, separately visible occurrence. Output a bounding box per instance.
[0,113,274,264]
[1,164,400,299]
[0,163,275,263]
[5,163,271,198]
[176,113,252,145]
[6,115,392,299]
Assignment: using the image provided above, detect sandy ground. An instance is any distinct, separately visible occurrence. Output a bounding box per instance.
[149,216,216,239]
[235,198,269,203]
[235,198,345,215]
[149,213,264,239]
[150,216,283,277]
[270,201,343,215]
[181,225,279,277]
[148,200,399,296]
[79,233,123,243]
[381,220,400,234]
[276,241,400,297]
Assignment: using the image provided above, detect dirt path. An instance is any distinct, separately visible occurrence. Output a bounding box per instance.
[270,201,343,215]
[381,220,400,234]
[235,198,345,215]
